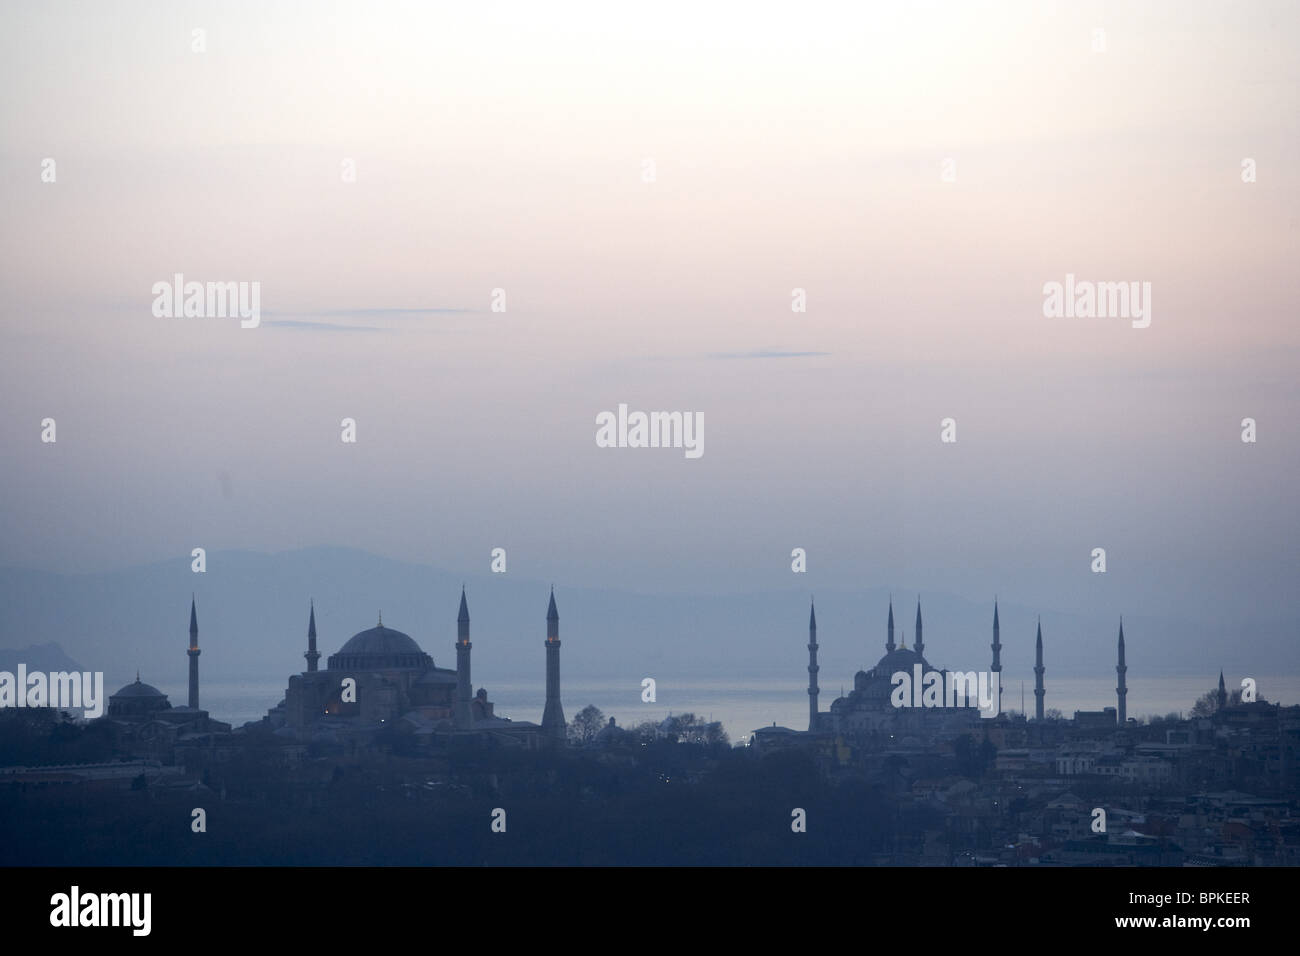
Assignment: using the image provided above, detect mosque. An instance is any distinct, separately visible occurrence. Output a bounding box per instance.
[97,597,231,760]
[262,587,567,747]
[764,596,1132,746]
[807,598,986,739]
[100,587,568,757]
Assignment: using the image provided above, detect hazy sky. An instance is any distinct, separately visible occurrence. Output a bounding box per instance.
[2,0,1297,635]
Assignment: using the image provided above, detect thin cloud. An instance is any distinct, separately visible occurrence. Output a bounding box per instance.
[263,319,388,332]
[705,349,831,360]
[265,307,476,318]
[261,307,478,332]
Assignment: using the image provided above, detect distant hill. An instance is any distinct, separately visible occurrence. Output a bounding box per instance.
[0,642,85,674]
[0,547,1292,694]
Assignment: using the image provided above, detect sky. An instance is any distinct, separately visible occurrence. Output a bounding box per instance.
[1,0,1297,647]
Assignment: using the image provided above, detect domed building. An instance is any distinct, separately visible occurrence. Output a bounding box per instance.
[275,611,461,730]
[107,676,171,718]
[267,590,567,748]
[806,598,996,743]
[98,599,231,759]
[818,599,953,735]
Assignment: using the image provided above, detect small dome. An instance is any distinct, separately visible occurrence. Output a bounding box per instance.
[106,678,171,719]
[112,679,166,698]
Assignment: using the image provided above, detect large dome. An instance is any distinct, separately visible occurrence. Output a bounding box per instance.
[327,623,432,671]
[875,647,929,673]
[850,647,936,699]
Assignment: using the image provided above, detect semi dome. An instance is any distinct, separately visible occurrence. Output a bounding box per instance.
[327,622,433,671]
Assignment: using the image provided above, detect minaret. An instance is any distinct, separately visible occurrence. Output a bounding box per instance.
[1116,618,1127,725]
[886,596,896,653]
[1217,670,1227,711]
[1033,618,1045,721]
[914,599,924,660]
[187,595,200,710]
[807,599,819,731]
[305,600,320,672]
[455,587,472,729]
[541,588,565,740]
[991,598,1002,710]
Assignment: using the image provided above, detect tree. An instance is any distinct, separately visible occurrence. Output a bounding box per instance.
[626,720,659,744]
[704,721,729,747]
[568,704,605,744]
[977,736,997,770]
[1045,708,1063,721]
[951,734,996,778]
[1190,687,1242,717]
[659,713,728,746]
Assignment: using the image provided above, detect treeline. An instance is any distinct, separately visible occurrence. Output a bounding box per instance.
[567,704,729,746]
[3,746,913,865]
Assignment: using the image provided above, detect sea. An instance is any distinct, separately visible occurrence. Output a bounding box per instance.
[155,675,1300,745]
